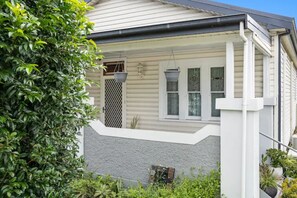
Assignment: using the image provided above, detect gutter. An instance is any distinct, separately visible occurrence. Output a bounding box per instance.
[278,30,290,149]
[88,14,247,43]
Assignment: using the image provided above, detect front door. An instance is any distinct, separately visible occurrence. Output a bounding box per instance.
[104,78,123,128]
[102,61,125,128]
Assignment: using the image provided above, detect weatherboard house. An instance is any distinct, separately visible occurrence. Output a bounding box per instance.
[81,0,297,197]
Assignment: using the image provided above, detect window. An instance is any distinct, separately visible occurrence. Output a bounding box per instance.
[103,61,124,76]
[167,81,179,116]
[188,68,201,117]
[211,67,225,117]
[159,58,225,121]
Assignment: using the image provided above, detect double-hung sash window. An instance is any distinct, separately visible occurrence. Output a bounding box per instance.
[188,68,201,118]
[210,67,225,117]
[160,58,225,121]
[167,81,179,116]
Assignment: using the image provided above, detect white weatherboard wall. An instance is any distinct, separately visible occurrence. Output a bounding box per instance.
[87,42,264,133]
[281,45,297,146]
[86,0,217,33]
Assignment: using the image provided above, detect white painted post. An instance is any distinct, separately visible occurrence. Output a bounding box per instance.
[248,35,255,98]
[218,34,262,198]
[259,55,275,158]
[217,98,263,198]
[226,42,234,98]
[77,97,95,157]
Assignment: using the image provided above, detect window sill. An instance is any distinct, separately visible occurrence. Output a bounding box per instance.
[159,118,220,125]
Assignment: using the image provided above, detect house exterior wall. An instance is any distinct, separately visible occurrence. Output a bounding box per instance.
[84,126,220,186]
[86,69,101,110]
[281,45,297,145]
[86,0,217,33]
[86,42,263,133]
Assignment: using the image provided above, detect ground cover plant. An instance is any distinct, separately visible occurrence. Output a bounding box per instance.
[0,0,101,197]
[70,168,221,198]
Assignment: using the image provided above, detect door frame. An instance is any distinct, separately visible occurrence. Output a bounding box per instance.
[100,58,127,128]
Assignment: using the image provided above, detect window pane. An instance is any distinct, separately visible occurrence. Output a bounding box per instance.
[188,93,201,116]
[211,67,224,91]
[167,93,179,115]
[167,81,178,91]
[188,68,200,91]
[211,93,225,117]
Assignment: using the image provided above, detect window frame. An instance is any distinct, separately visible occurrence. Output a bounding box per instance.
[209,66,225,121]
[166,81,179,119]
[185,66,201,120]
[159,57,225,122]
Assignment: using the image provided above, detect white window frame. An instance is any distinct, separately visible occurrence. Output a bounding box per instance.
[166,80,179,119]
[159,57,225,122]
[185,66,201,120]
[209,66,226,121]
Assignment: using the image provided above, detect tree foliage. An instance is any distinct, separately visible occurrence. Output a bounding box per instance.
[0,0,101,197]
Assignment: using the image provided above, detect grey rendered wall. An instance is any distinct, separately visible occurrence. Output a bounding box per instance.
[84,127,220,185]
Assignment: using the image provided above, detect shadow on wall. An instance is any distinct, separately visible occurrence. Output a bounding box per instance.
[84,126,220,186]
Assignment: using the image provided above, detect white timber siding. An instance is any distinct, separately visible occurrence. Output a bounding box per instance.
[86,69,101,116]
[86,44,264,133]
[291,63,297,133]
[86,0,217,33]
[234,48,263,98]
[281,45,297,145]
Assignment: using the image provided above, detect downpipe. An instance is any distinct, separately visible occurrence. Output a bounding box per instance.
[239,21,248,198]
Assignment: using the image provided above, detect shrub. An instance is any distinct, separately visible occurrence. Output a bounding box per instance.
[281,156,297,178]
[266,148,287,168]
[70,173,123,198]
[260,155,278,190]
[71,169,221,198]
[0,0,101,197]
[282,178,297,198]
[124,168,221,198]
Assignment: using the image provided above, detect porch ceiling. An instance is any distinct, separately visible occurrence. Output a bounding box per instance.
[99,31,243,55]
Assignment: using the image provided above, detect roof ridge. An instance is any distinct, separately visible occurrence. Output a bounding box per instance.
[201,0,293,21]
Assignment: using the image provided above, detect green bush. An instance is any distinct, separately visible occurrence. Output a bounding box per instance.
[260,155,278,190]
[70,173,123,198]
[71,169,221,198]
[282,178,297,198]
[0,0,101,197]
[282,156,297,178]
[265,148,297,178]
[266,148,287,168]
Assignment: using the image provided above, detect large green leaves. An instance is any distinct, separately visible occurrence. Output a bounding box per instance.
[0,0,102,197]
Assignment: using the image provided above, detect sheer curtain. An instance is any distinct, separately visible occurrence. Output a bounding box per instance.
[167,81,179,115]
[188,68,201,117]
[211,67,225,117]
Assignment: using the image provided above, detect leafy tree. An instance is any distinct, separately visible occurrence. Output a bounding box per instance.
[0,0,101,197]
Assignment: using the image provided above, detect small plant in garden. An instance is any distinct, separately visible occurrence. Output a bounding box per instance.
[70,173,123,198]
[71,168,222,198]
[130,115,140,129]
[260,155,278,197]
[281,156,297,178]
[282,178,297,198]
[266,148,287,168]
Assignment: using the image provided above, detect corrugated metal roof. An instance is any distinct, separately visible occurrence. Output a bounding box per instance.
[85,0,296,52]
[86,0,294,29]
[161,0,294,29]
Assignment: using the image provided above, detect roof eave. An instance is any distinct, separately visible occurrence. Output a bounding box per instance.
[88,14,248,44]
